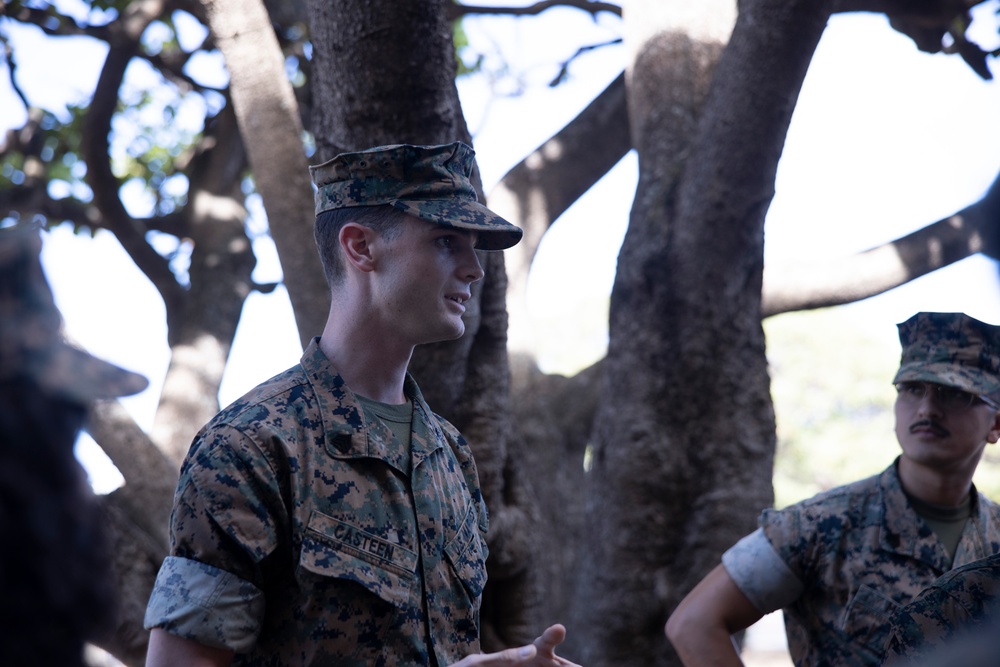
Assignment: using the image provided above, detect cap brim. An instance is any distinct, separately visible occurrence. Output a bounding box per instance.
[392,199,523,251]
[893,362,1000,397]
[28,344,149,403]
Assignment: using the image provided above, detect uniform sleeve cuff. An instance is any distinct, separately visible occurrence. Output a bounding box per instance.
[144,556,265,653]
[722,528,804,613]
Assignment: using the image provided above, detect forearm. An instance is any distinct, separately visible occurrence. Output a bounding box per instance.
[667,621,745,667]
[146,628,235,667]
[665,564,763,667]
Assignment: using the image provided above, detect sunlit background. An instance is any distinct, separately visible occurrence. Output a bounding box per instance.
[4,4,1000,663]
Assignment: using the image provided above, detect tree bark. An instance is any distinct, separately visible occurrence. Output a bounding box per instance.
[80,0,181,315]
[508,354,602,625]
[82,99,256,667]
[8,2,998,665]
[573,1,830,665]
[74,4,263,662]
[198,0,330,347]
[149,102,257,462]
[93,493,168,666]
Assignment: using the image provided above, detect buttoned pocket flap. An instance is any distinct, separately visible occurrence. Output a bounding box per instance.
[443,505,488,599]
[842,584,900,660]
[301,510,418,608]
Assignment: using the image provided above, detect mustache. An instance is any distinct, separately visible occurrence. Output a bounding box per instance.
[909,419,949,436]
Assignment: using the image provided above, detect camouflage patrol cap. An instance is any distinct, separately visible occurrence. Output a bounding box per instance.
[309,142,523,251]
[0,225,149,403]
[893,312,1000,397]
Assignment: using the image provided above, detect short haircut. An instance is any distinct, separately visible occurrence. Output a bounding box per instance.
[313,205,408,287]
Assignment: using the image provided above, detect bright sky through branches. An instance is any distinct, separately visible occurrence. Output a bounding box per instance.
[2,2,1000,493]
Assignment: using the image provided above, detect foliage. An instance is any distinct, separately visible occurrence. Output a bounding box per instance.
[0,2,213,232]
[453,19,484,77]
[1,106,88,190]
[5,0,999,527]
[111,83,202,217]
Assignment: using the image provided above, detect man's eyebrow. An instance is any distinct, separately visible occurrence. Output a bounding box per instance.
[433,225,479,242]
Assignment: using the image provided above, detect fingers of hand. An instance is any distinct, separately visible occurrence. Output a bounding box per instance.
[463,644,536,666]
[534,624,568,654]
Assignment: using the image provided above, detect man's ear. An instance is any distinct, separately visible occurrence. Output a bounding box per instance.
[339,223,376,273]
[988,409,1000,445]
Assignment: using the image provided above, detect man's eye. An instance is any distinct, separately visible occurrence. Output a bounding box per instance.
[937,387,964,401]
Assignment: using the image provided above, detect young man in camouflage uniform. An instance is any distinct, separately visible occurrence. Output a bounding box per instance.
[880,552,1000,666]
[144,142,578,666]
[666,312,1000,667]
[0,225,149,666]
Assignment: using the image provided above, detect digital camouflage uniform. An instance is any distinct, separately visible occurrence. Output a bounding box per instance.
[723,461,1000,667]
[891,312,1000,401]
[145,339,490,666]
[881,553,1000,667]
[720,312,1000,667]
[310,142,522,250]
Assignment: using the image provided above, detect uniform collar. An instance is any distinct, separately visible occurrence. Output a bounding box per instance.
[878,457,989,571]
[300,338,445,471]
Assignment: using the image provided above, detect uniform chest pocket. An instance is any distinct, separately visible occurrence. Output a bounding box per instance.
[300,510,419,608]
[443,505,488,600]
[841,584,900,661]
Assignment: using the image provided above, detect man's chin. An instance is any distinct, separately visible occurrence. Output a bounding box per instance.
[420,324,466,346]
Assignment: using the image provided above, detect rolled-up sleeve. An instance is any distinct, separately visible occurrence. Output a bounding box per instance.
[144,556,265,653]
[722,528,804,613]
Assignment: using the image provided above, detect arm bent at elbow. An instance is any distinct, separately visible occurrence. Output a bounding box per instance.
[665,564,765,667]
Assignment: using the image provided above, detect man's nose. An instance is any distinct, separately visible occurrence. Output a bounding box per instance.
[464,247,485,283]
[916,390,945,416]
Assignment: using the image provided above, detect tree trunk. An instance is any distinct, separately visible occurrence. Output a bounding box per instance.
[10,2,997,666]
[198,0,330,346]
[572,1,829,665]
[303,0,539,649]
[85,102,257,667]
[149,103,257,462]
[71,7,269,665]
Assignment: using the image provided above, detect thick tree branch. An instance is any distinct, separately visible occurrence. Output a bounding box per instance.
[81,0,185,319]
[762,171,1000,316]
[830,0,995,78]
[95,496,168,666]
[0,184,101,227]
[4,4,116,41]
[574,0,831,662]
[449,0,621,20]
[150,102,256,460]
[84,401,177,666]
[489,72,629,267]
[87,401,177,551]
[2,35,31,110]
[488,72,630,350]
